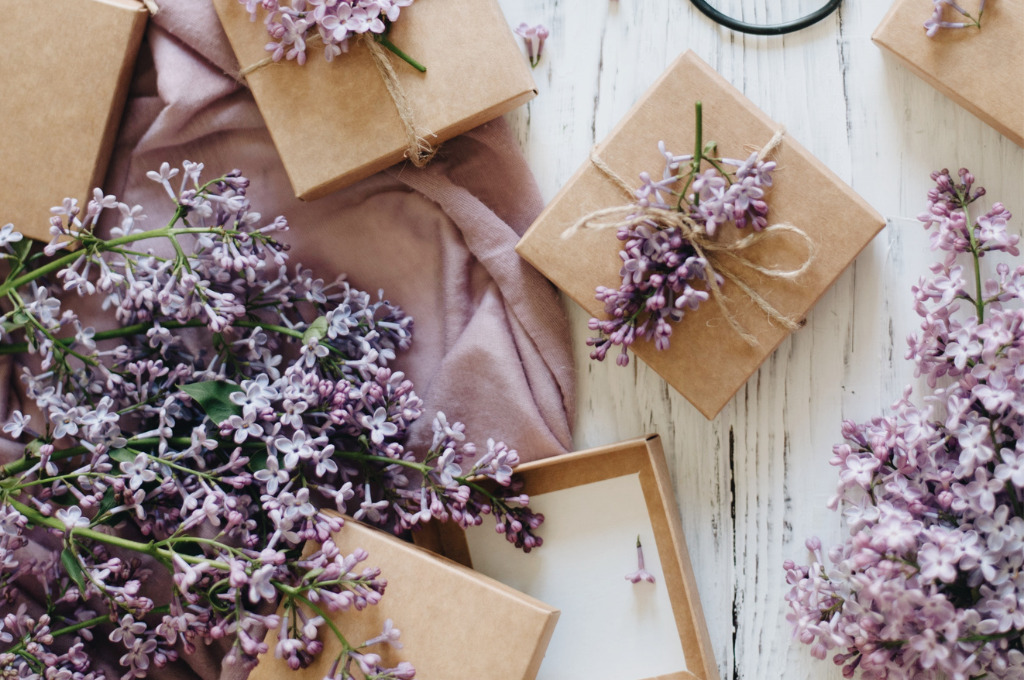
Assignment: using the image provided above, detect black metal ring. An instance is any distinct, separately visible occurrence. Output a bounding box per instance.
[689,0,844,35]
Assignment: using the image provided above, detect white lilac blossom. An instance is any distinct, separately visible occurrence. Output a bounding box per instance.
[925,0,985,36]
[239,0,423,71]
[785,169,1024,679]
[0,163,542,680]
[514,23,550,68]
[588,102,776,366]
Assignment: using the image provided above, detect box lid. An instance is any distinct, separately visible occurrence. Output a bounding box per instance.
[872,0,1023,147]
[516,50,885,419]
[212,0,538,200]
[249,518,559,680]
[0,0,148,241]
[425,436,719,680]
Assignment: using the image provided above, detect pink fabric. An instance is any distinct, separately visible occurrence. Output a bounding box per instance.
[103,2,575,458]
[2,1,574,677]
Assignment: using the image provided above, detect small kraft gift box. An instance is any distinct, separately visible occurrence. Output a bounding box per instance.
[212,0,537,200]
[872,0,1023,148]
[0,0,148,242]
[418,435,719,680]
[249,517,559,680]
[516,50,886,419]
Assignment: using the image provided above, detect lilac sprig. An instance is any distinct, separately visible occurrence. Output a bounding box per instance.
[238,0,425,72]
[925,0,985,37]
[0,162,541,679]
[785,168,1024,679]
[588,101,777,366]
[514,23,549,68]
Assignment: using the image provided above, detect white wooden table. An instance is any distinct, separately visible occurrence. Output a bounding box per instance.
[495,0,1024,678]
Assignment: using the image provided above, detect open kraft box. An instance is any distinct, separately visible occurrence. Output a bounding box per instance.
[212,0,537,200]
[249,516,558,680]
[516,50,885,419]
[872,0,1023,147]
[0,0,148,242]
[417,435,719,680]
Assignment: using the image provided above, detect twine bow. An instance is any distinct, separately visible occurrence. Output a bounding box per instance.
[563,132,815,346]
[236,34,437,168]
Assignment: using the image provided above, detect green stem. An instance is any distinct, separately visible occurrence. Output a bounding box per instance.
[679,101,704,212]
[2,613,110,658]
[341,450,429,474]
[692,101,703,175]
[376,35,427,73]
[9,498,232,569]
[285,591,353,653]
[0,436,192,479]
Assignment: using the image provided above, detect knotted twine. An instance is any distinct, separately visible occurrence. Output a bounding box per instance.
[563,131,815,346]
[237,33,437,168]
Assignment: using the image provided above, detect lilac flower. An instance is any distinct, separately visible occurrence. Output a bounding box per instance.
[626,536,656,584]
[925,0,985,36]
[360,406,399,445]
[588,104,777,365]
[515,23,550,68]
[56,506,90,530]
[239,0,418,67]
[0,162,541,680]
[2,410,30,438]
[120,452,157,490]
[0,223,23,248]
[786,169,1022,679]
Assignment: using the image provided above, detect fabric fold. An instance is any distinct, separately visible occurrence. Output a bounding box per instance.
[2,0,574,677]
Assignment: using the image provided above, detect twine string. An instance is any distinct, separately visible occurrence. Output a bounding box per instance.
[563,132,815,345]
[362,35,436,167]
[237,33,436,168]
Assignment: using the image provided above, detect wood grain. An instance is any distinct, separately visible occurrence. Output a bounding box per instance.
[497,0,1024,678]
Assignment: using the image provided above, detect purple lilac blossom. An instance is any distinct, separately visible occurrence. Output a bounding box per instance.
[925,0,985,37]
[625,536,656,584]
[785,168,1024,679]
[588,142,775,366]
[0,162,542,680]
[239,0,414,63]
[514,23,549,68]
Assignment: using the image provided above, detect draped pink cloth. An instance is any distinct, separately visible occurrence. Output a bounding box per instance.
[1,1,574,677]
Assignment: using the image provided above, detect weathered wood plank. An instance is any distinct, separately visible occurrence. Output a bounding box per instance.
[498,0,1024,678]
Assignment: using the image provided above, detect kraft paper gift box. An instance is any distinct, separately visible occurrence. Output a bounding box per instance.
[516,50,885,419]
[872,0,1024,148]
[0,0,148,243]
[212,0,537,200]
[249,517,558,680]
[418,435,719,680]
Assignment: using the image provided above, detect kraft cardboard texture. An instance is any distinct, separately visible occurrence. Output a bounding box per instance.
[249,518,558,680]
[516,51,885,419]
[0,0,147,242]
[426,436,719,680]
[213,0,537,200]
[872,0,1024,147]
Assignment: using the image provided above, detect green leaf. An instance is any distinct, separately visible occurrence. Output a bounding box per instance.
[302,316,329,345]
[248,447,268,473]
[61,548,86,592]
[10,237,33,263]
[1,310,31,335]
[96,487,119,518]
[181,381,242,425]
[108,448,135,464]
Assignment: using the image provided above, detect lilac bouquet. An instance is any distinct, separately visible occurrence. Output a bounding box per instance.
[587,102,778,366]
[925,0,985,37]
[238,0,424,71]
[0,162,541,680]
[785,169,1023,678]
